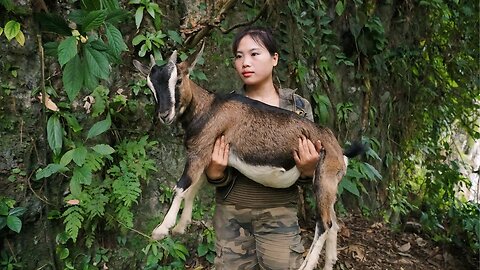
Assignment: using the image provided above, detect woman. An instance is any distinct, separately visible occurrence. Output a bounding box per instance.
[205,26,322,269]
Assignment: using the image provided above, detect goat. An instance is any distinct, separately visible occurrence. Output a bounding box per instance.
[133,45,365,270]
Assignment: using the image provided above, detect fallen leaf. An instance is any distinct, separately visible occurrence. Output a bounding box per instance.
[66,199,80,205]
[37,93,59,111]
[415,237,427,247]
[347,244,366,262]
[398,242,411,252]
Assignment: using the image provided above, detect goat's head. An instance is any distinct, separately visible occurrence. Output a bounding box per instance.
[133,43,204,124]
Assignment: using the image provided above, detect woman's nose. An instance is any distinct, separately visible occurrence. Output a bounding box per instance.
[242,56,251,68]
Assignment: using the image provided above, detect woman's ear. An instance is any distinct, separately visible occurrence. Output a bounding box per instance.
[272,52,279,67]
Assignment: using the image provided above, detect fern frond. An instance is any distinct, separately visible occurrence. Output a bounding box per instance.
[62,206,85,242]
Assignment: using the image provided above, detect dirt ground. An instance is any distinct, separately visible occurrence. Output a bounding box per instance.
[301,214,478,270]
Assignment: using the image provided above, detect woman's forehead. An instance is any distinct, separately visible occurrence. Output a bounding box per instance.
[237,35,267,52]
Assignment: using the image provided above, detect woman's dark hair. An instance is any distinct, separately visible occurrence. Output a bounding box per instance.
[232,26,278,56]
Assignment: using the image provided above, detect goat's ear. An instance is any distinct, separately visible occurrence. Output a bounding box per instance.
[186,40,205,73]
[133,60,150,76]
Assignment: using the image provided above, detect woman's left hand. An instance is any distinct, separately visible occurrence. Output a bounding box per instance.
[293,136,323,178]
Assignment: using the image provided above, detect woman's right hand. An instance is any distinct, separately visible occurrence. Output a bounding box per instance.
[205,135,229,180]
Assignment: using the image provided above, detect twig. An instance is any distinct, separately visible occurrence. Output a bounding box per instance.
[217,2,269,34]
[26,170,52,205]
[6,239,18,263]
[106,213,153,240]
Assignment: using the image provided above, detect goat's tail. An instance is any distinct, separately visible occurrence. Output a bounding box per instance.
[343,141,368,158]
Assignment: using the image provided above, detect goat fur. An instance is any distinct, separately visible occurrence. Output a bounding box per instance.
[134,45,365,270]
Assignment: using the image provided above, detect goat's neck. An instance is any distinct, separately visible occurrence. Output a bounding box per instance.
[179,79,214,126]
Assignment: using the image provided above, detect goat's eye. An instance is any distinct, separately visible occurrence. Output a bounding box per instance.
[176,78,182,85]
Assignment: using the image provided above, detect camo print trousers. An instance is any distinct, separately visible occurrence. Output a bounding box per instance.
[213,204,305,270]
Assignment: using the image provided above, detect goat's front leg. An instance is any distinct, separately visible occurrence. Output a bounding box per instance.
[151,157,207,240]
[172,173,207,234]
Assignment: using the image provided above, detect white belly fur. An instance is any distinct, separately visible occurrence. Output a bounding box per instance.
[228,152,300,188]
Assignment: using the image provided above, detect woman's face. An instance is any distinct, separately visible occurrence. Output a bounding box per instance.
[234,35,278,87]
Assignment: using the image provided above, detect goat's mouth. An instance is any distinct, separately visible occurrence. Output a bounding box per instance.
[158,110,175,125]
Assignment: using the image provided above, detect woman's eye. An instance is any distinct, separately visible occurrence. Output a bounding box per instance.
[251,52,259,56]
[235,54,242,59]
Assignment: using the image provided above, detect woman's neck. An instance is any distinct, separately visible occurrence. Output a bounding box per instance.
[245,82,280,107]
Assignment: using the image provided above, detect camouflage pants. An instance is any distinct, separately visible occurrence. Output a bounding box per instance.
[213,204,305,270]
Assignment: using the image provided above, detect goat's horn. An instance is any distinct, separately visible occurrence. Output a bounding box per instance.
[169,50,178,64]
[150,54,156,67]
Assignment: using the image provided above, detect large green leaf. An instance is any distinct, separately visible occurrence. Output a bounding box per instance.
[82,10,106,32]
[4,20,20,41]
[47,115,63,155]
[63,55,84,101]
[7,215,22,233]
[87,114,111,139]
[58,36,78,67]
[84,45,110,79]
[105,22,127,58]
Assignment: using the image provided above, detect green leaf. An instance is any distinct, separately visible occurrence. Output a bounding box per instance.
[92,144,115,155]
[339,178,360,197]
[72,166,92,185]
[87,114,111,139]
[4,20,20,41]
[167,30,183,44]
[63,113,82,132]
[7,215,22,233]
[335,1,345,16]
[105,23,128,58]
[47,115,63,155]
[364,163,383,180]
[73,146,88,166]
[135,6,144,29]
[58,36,78,67]
[35,163,65,180]
[60,149,74,166]
[197,244,208,257]
[15,30,25,46]
[58,247,70,260]
[82,10,106,32]
[9,207,26,217]
[63,55,84,101]
[132,34,146,46]
[84,45,110,80]
[70,176,82,196]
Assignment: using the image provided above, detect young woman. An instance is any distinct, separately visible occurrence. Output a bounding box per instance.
[205,26,322,269]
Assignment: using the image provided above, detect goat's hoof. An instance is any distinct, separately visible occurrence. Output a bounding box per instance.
[171,226,186,235]
[151,227,169,240]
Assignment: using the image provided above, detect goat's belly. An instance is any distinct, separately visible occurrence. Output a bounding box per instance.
[228,152,300,188]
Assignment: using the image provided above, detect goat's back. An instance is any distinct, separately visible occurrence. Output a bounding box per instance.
[206,94,344,170]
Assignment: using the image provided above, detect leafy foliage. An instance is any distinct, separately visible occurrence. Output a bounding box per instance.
[0,197,26,234]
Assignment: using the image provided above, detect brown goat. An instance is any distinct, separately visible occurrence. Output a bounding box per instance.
[134,45,365,270]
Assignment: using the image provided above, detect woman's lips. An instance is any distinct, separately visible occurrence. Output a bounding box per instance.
[242,71,253,78]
